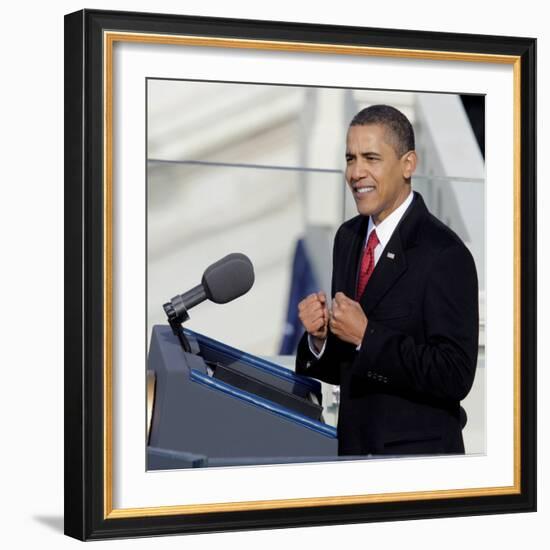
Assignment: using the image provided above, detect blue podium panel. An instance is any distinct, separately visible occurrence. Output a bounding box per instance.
[147,325,337,468]
[185,328,323,403]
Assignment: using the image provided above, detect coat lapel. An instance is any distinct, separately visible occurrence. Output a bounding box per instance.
[341,215,369,298]
[360,231,407,314]
[358,192,426,314]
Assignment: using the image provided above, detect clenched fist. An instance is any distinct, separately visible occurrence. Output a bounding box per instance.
[329,292,368,346]
[298,291,329,351]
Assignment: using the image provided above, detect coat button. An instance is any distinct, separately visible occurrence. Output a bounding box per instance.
[367,371,372,378]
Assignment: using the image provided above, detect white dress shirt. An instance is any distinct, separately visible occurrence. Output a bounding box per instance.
[308,190,414,358]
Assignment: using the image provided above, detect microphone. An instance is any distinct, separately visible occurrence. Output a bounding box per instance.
[163,253,255,326]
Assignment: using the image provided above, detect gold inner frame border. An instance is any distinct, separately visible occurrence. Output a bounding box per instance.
[102,30,522,519]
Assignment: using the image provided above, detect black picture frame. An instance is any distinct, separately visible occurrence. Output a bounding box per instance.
[64,8,536,541]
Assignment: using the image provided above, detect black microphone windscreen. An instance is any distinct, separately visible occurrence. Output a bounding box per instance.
[201,253,255,304]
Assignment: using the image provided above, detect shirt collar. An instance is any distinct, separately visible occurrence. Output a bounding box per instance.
[366,190,414,249]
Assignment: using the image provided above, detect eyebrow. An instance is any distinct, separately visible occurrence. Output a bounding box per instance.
[345,150,382,158]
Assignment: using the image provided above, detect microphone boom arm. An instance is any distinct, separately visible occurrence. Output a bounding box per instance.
[163,288,205,352]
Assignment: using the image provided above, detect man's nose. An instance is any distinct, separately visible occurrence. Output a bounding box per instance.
[350,160,367,182]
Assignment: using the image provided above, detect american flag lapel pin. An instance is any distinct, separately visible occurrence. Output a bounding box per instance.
[387,252,395,260]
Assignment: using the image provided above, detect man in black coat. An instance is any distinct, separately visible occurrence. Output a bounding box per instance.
[295,105,479,456]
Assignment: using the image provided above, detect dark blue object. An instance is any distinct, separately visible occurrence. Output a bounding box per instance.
[279,238,320,354]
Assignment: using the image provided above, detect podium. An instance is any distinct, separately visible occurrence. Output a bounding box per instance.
[147,325,338,469]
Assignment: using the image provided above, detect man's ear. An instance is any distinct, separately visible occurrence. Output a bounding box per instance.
[402,150,417,179]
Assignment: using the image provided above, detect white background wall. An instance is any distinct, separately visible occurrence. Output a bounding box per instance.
[0,0,546,548]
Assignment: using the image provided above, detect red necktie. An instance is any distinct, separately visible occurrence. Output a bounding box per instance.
[356,229,379,299]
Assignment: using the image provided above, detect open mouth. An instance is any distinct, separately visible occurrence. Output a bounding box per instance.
[354,185,376,197]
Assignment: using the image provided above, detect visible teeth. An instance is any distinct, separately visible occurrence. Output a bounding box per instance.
[357,187,374,194]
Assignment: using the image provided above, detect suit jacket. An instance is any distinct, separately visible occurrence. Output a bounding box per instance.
[296,192,479,456]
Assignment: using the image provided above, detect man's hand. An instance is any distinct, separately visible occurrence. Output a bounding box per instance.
[329,292,368,347]
[298,292,329,350]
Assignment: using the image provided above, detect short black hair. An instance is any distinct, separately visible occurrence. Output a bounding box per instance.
[349,104,415,157]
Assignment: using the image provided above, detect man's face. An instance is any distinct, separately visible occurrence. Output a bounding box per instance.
[345,124,415,225]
